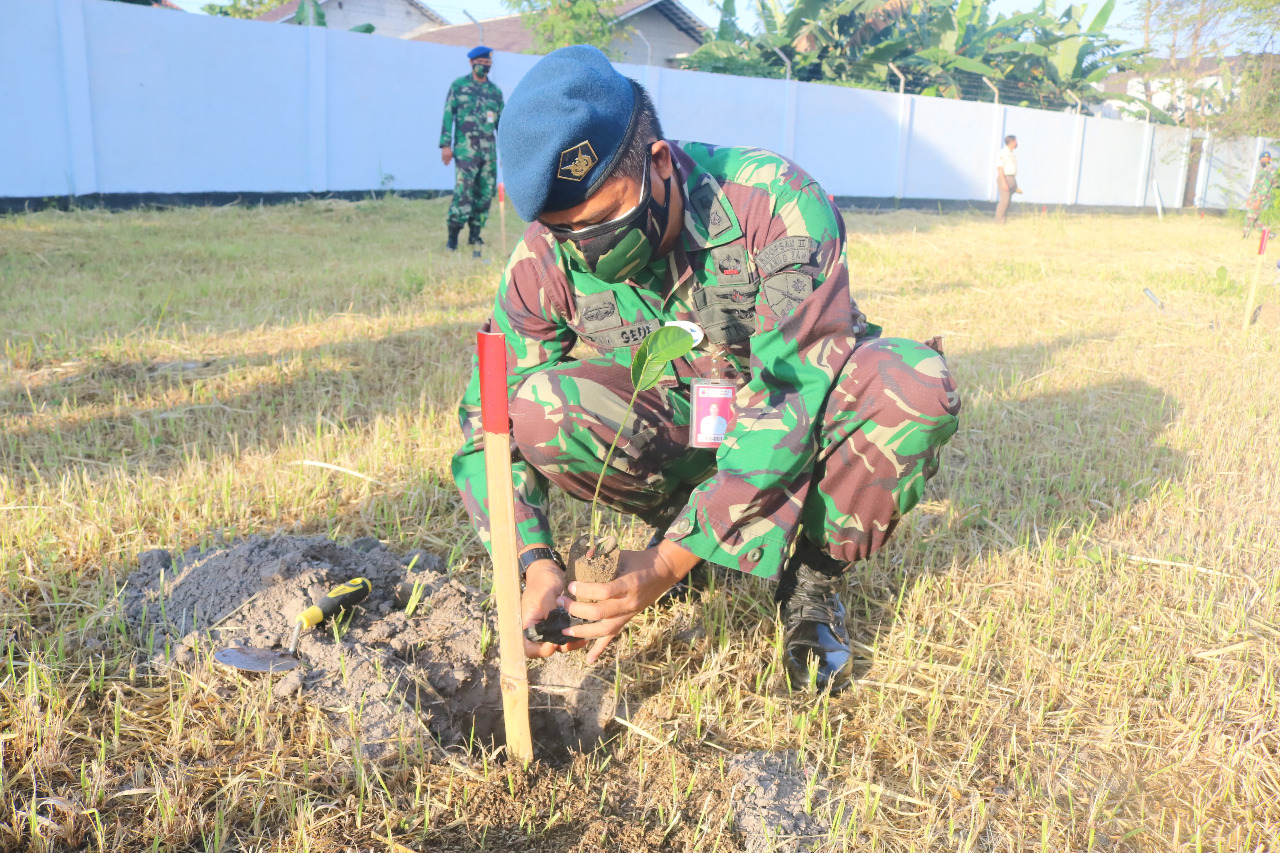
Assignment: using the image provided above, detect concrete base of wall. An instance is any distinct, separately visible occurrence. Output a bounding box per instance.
[832,196,1227,216]
[0,189,451,215]
[0,190,1229,219]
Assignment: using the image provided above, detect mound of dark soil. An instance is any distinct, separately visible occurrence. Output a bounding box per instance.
[122,534,619,759]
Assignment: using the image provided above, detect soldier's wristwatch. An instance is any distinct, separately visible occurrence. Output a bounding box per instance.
[518,547,565,579]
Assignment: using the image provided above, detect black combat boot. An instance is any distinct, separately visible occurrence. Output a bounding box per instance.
[446,223,462,251]
[775,549,854,694]
[468,224,484,246]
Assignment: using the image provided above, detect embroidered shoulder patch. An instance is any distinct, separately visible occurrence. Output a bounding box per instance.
[761,271,814,316]
[755,236,817,277]
[689,183,732,238]
[710,245,750,285]
[576,291,621,332]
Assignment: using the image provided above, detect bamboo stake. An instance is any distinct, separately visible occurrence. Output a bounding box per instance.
[498,182,508,261]
[1242,228,1271,332]
[477,329,533,762]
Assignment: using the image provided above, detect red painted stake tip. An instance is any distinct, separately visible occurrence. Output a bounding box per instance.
[1259,228,1271,255]
[478,331,509,434]
[498,183,505,203]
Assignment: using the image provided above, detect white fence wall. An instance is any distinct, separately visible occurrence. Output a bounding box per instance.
[2,0,1271,210]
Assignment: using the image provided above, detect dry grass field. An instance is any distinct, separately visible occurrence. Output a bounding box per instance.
[2,197,1278,852]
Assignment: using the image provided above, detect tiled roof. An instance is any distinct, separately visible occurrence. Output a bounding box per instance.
[258,0,448,27]
[407,0,708,52]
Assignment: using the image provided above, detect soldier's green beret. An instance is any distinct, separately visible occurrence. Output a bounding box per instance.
[497,45,640,221]
[467,45,492,60]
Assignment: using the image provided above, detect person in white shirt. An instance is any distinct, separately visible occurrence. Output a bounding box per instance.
[995,135,1020,224]
[698,402,728,442]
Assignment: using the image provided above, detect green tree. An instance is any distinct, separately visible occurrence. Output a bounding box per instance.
[502,0,633,56]
[680,0,1146,109]
[201,0,287,18]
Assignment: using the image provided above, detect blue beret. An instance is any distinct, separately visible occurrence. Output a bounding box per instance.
[468,45,492,60]
[497,45,640,220]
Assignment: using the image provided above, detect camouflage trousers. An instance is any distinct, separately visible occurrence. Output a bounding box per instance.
[510,337,961,574]
[448,138,497,229]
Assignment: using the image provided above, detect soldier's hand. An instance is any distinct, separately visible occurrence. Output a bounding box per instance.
[441,146,453,166]
[561,540,700,664]
[521,560,588,659]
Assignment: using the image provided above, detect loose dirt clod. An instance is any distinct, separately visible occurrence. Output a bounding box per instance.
[727,751,831,853]
[122,534,620,759]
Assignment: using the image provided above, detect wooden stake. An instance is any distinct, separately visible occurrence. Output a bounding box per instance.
[498,182,509,261]
[1242,228,1271,332]
[477,330,533,763]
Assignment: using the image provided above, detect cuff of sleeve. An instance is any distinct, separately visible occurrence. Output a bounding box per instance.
[663,511,789,580]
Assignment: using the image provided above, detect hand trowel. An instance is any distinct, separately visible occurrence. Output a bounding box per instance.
[213,577,373,674]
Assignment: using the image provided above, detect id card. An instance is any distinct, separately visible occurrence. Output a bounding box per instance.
[689,379,736,448]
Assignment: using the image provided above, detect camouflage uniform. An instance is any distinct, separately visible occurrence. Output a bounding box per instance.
[1245,165,1275,235]
[452,142,961,579]
[440,74,503,229]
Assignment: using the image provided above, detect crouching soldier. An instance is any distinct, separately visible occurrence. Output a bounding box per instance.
[451,46,961,694]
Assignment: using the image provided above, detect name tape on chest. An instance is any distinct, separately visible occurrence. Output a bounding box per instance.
[578,320,660,350]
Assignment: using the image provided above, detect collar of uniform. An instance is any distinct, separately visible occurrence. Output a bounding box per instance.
[671,142,742,251]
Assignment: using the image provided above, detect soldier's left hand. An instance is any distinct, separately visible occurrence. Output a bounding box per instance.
[560,541,700,663]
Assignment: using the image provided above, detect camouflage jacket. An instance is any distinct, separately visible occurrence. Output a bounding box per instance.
[1247,167,1276,210]
[452,142,871,578]
[439,74,503,150]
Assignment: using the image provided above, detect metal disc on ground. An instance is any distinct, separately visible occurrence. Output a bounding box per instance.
[214,646,299,673]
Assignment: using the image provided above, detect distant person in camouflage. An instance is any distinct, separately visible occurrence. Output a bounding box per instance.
[451,47,961,695]
[440,45,503,253]
[1244,150,1274,238]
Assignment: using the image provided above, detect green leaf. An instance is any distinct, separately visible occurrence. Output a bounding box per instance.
[630,326,694,393]
[1087,0,1115,33]
[946,55,1000,75]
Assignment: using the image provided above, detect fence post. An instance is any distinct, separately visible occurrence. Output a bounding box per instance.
[985,86,1004,204]
[1195,134,1214,208]
[890,64,909,200]
[56,0,97,198]
[1067,109,1086,206]
[307,27,328,193]
[1175,128,1192,209]
[1136,109,1154,207]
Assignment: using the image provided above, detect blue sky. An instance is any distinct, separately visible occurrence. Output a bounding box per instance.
[185,0,1148,49]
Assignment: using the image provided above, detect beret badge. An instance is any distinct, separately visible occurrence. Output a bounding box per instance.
[558,141,598,182]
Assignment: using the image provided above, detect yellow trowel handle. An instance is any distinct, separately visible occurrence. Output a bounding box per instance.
[297,577,372,629]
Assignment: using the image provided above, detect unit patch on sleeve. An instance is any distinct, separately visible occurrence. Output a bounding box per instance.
[755,236,817,277]
[710,245,750,286]
[761,271,814,316]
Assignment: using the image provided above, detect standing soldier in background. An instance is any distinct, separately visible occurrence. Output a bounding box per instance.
[440,46,503,255]
[1244,150,1274,239]
[995,135,1019,224]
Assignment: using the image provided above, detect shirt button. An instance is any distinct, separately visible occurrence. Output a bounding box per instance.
[670,518,693,536]
[746,548,763,562]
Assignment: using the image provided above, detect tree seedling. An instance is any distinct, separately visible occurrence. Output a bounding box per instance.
[526,325,695,645]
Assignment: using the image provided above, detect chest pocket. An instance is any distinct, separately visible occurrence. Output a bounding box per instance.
[572,289,660,350]
[692,243,757,346]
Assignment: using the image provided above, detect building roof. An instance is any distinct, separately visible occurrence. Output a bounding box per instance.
[258,0,448,27]
[1100,54,1261,94]
[405,0,708,52]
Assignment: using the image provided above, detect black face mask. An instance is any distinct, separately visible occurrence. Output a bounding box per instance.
[472,62,490,78]
[548,159,673,283]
